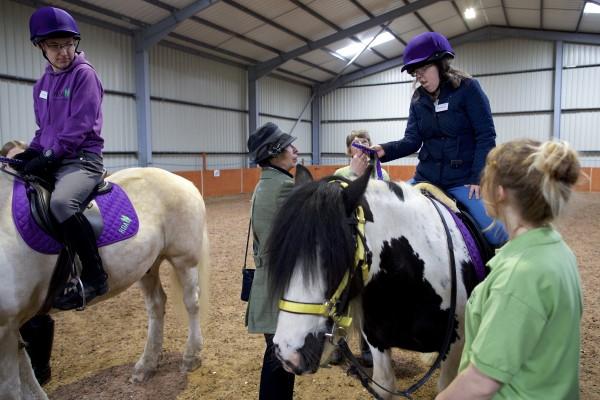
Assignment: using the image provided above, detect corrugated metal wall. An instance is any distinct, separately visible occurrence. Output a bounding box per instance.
[322,38,600,167]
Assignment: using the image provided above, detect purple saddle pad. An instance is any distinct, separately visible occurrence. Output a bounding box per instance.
[12,180,139,254]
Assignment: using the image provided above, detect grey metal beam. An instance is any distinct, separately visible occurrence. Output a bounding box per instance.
[348,0,406,45]
[317,25,600,96]
[139,0,219,50]
[289,0,388,61]
[248,74,260,163]
[500,0,510,26]
[552,40,563,140]
[134,40,152,166]
[451,0,470,31]
[253,0,439,79]
[311,89,321,165]
[402,0,434,32]
[575,2,585,32]
[540,0,544,29]
[221,0,365,69]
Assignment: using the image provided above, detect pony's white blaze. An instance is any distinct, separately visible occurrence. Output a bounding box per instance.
[0,167,209,400]
[273,255,328,367]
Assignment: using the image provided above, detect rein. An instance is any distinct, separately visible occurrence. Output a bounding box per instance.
[351,143,384,180]
[279,182,459,399]
[0,156,25,180]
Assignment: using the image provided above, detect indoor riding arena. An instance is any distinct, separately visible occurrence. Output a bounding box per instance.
[1,0,599,399]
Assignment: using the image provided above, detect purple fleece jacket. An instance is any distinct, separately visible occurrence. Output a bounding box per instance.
[30,52,104,159]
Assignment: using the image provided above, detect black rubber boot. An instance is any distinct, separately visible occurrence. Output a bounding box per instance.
[19,315,54,385]
[53,213,108,311]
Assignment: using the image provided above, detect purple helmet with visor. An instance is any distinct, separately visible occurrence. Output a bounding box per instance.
[401,32,454,73]
[29,7,80,45]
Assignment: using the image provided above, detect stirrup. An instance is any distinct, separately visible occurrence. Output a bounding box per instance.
[53,278,108,311]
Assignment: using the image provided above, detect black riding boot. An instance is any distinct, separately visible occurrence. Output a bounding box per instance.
[53,213,109,310]
[19,315,54,385]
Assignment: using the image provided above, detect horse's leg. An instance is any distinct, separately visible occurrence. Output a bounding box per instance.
[18,336,48,400]
[169,255,203,372]
[370,347,395,400]
[437,338,464,391]
[131,261,166,383]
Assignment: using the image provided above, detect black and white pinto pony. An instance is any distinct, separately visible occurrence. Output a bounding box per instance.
[268,166,481,399]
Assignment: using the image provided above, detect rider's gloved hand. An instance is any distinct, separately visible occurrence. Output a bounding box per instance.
[12,148,40,171]
[23,150,57,175]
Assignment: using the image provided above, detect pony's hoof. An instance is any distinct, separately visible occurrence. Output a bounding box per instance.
[130,369,154,383]
[180,356,202,372]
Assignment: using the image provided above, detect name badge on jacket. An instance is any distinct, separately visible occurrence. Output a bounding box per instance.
[435,102,448,112]
[39,90,48,100]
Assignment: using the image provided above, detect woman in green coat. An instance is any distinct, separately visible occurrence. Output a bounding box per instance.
[246,122,299,400]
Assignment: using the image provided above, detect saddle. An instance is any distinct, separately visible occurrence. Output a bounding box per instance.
[27,171,112,241]
[414,182,494,286]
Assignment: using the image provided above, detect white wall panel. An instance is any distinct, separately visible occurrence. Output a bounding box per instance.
[103,154,138,171]
[0,1,46,80]
[351,67,411,86]
[151,45,246,110]
[101,95,137,151]
[322,83,413,120]
[260,77,311,119]
[0,79,36,144]
[479,71,553,113]
[493,114,552,143]
[258,116,311,156]
[454,39,554,75]
[152,101,247,152]
[152,154,247,171]
[561,112,600,151]
[561,67,600,110]
[321,121,407,153]
[563,43,600,67]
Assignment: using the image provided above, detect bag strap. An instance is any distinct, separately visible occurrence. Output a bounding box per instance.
[243,195,256,271]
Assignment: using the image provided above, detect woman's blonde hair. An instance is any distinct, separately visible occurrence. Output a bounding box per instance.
[481,139,580,225]
[0,140,27,157]
[345,130,371,156]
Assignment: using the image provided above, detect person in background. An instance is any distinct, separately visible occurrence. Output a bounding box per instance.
[246,122,299,400]
[436,139,582,399]
[1,139,55,386]
[15,6,107,310]
[371,31,507,248]
[334,130,389,182]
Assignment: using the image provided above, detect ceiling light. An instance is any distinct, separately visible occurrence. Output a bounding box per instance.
[583,2,600,13]
[464,7,476,19]
[335,32,395,59]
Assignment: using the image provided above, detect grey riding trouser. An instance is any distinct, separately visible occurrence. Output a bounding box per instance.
[50,152,104,224]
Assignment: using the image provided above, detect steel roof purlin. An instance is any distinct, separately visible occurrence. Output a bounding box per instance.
[315,25,600,96]
[138,0,220,51]
[252,0,440,79]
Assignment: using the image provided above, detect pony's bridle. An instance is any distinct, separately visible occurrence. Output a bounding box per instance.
[278,181,371,341]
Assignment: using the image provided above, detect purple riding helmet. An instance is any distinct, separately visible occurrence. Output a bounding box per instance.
[29,6,80,45]
[401,32,454,73]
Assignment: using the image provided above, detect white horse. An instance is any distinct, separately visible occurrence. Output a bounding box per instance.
[268,167,481,399]
[0,167,209,400]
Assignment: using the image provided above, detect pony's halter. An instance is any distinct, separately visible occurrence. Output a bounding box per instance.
[278,181,371,334]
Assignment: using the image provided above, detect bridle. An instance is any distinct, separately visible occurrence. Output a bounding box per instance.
[277,181,458,400]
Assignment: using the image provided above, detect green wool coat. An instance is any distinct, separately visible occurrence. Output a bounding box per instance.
[245,167,294,334]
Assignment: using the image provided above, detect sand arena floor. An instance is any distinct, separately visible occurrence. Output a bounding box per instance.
[45,192,600,400]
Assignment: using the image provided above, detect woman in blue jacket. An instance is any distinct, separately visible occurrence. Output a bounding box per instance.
[373,32,507,247]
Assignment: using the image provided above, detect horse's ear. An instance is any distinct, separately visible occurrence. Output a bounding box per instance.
[342,165,371,215]
[294,164,313,186]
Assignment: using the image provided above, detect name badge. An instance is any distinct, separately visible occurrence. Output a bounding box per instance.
[435,102,449,112]
[39,90,48,100]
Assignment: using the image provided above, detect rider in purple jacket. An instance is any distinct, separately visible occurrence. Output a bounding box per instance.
[15,6,108,310]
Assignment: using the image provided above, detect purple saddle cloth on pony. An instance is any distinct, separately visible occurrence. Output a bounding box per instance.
[12,180,139,254]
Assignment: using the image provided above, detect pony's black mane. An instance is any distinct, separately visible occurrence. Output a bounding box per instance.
[267,177,357,301]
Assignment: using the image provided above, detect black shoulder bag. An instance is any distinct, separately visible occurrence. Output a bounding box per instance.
[240,217,255,302]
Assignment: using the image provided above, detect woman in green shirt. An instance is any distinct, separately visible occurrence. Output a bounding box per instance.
[437,139,582,400]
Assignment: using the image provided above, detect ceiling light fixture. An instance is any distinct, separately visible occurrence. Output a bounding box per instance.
[464,7,476,19]
[335,31,394,59]
[583,2,600,13]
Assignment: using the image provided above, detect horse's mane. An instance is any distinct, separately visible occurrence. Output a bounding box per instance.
[267,177,357,301]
